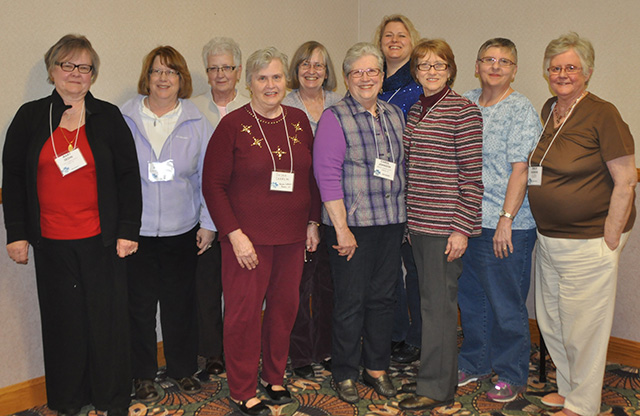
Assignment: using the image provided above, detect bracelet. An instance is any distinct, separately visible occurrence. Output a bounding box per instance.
[308,221,320,227]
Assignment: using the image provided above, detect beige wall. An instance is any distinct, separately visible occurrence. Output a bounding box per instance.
[1,0,639,390]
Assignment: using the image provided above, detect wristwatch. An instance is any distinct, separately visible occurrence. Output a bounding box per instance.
[499,209,514,220]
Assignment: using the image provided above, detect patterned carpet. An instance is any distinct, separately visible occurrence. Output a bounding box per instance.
[14,340,640,416]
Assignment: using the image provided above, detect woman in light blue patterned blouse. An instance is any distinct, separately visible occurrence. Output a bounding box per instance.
[457,38,542,403]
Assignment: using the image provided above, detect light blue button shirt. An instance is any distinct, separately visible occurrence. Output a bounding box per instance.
[464,89,541,230]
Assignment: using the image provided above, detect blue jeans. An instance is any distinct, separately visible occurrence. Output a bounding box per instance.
[457,227,536,386]
[392,242,422,347]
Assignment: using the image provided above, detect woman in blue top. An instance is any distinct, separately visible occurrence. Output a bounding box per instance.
[457,38,541,402]
[121,46,215,402]
[373,13,422,364]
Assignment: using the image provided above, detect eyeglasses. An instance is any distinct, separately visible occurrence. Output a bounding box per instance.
[348,68,381,78]
[547,65,582,75]
[56,61,93,74]
[149,68,179,78]
[300,61,326,71]
[477,57,516,67]
[416,62,449,72]
[206,65,236,73]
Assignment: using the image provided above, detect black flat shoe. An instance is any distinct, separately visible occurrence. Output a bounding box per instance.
[399,395,454,411]
[362,370,396,397]
[321,358,332,371]
[134,378,159,402]
[205,355,225,375]
[175,376,202,394]
[107,408,129,416]
[391,343,421,363]
[334,378,359,404]
[57,408,81,416]
[401,381,417,393]
[293,364,315,379]
[229,398,270,416]
[260,383,292,404]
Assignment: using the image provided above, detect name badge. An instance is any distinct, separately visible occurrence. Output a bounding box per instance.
[55,148,87,176]
[374,158,396,181]
[148,159,175,182]
[270,171,294,192]
[528,166,542,186]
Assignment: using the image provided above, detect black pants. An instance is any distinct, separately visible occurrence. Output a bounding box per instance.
[127,227,199,379]
[327,223,403,382]
[195,238,223,358]
[289,225,333,368]
[33,235,131,412]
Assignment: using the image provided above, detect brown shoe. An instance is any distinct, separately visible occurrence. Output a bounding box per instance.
[175,376,202,394]
[399,395,454,411]
[362,370,396,397]
[134,378,159,402]
[205,355,225,375]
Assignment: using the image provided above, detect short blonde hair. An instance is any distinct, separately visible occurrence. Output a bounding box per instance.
[543,32,594,81]
[373,14,420,51]
[44,34,100,85]
[287,41,337,91]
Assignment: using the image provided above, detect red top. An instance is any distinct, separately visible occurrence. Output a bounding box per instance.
[37,126,101,239]
[202,104,321,245]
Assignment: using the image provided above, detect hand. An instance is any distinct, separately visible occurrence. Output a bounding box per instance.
[604,232,620,251]
[493,217,513,259]
[444,231,467,262]
[196,228,216,255]
[332,227,358,261]
[7,240,29,264]
[116,239,139,258]
[228,229,258,270]
[306,224,320,252]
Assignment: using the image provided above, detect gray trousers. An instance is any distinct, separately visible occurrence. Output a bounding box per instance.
[411,234,462,401]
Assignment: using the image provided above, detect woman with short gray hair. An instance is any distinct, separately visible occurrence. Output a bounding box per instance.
[529,32,636,416]
[203,47,321,416]
[192,37,249,130]
[314,42,406,404]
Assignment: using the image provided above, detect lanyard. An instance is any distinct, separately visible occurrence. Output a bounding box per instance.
[49,101,84,158]
[528,92,587,167]
[250,104,293,173]
[369,103,396,164]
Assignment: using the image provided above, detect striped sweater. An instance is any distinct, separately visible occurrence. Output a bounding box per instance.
[404,89,483,237]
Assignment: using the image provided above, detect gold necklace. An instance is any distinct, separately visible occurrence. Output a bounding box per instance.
[60,128,75,152]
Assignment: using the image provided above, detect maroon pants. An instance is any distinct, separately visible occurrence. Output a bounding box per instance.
[221,239,305,400]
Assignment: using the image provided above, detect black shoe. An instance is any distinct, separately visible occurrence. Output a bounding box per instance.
[321,358,332,372]
[57,408,81,416]
[391,343,421,363]
[293,364,315,379]
[401,381,417,393]
[399,395,454,411]
[205,355,225,375]
[334,378,359,404]
[107,408,129,416]
[175,376,202,394]
[134,378,159,402]
[229,398,270,416]
[362,370,396,397]
[260,383,292,404]
[391,340,404,353]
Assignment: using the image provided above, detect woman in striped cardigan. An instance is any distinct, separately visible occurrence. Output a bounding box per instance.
[398,38,483,412]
